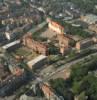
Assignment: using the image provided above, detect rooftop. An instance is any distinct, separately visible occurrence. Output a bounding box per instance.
[2,40,20,49]
[82,14,97,24]
[27,55,47,67]
[78,38,93,44]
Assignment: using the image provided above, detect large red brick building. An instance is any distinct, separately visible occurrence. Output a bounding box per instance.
[22,35,48,55]
[47,18,64,34]
[57,34,71,55]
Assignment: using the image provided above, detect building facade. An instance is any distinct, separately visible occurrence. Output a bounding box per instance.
[47,18,64,34]
[57,34,71,55]
[27,55,47,69]
[76,39,94,51]
[22,35,48,55]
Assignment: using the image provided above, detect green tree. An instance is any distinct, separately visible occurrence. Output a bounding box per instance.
[49,78,74,100]
[81,74,97,100]
[77,92,87,100]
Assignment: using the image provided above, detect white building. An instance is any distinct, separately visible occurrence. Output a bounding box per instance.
[27,55,47,69]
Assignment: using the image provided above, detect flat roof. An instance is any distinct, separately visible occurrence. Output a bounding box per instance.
[2,40,20,49]
[79,38,93,44]
[27,55,47,67]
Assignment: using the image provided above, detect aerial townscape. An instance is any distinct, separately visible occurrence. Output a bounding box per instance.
[0,0,97,100]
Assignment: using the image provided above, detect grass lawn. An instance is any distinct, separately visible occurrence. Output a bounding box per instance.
[15,47,32,56]
[14,47,39,61]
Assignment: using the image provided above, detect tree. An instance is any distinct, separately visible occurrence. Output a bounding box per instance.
[72,74,97,100]
[70,64,89,81]
[77,92,87,100]
[72,81,81,95]
[81,74,97,100]
[70,56,97,82]
[49,78,74,100]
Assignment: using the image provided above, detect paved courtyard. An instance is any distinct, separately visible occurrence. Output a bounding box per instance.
[41,29,57,39]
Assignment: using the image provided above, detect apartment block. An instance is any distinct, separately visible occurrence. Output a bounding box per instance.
[47,18,64,34]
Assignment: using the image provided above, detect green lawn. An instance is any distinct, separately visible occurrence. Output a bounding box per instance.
[15,48,32,56]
